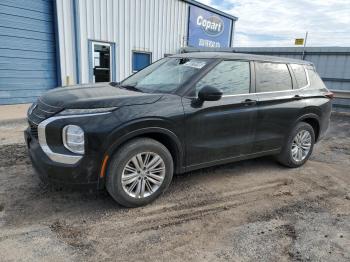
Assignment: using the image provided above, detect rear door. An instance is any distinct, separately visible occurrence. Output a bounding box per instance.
[253,62,305,152]
[183,60,258,169]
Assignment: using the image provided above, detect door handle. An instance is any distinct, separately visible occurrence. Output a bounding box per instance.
[243,99,257,106]
[294,95,303,100]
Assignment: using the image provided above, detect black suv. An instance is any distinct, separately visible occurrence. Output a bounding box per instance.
[25,52,332,207]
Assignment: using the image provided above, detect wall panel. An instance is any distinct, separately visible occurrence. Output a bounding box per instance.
[0,0,57,104]
[58,0,189,84]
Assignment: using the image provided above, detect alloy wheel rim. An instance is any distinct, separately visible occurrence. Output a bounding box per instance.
[121,152,166,198]
[291,130,312,162]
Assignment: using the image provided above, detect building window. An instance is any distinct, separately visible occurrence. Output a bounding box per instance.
[132,52,152,72]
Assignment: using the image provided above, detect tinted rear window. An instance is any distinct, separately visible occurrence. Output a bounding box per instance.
[256,63,292,92]
[291,64,308,88]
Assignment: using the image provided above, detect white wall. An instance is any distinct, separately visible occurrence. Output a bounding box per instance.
[56,0,189,85]
[56,0,77,86]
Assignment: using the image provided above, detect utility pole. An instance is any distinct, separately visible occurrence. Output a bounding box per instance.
[301,31,308,60]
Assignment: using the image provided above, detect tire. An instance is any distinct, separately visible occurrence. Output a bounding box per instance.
[106,138,174,207]
[277,122,315,168]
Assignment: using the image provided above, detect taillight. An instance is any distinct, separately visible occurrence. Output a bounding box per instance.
[325,92,334,99]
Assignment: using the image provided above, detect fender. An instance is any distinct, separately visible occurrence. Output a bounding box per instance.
[98,118,185,186]
[292,112,321,141]
[106,126,183,159]
[275,111,319,144]
[294,112,320,125]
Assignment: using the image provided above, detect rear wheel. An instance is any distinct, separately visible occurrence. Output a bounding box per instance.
[106,138,173,207]
[277,122,315,168]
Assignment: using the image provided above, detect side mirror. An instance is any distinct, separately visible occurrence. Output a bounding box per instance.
[198,85,223,101]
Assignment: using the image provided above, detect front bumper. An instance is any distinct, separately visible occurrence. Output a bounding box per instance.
[25,129,100,188]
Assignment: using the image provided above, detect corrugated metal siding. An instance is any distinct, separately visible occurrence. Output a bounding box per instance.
[233,47,350,110]
[0,0,58,104]
[55,0,76,86]
[57,0,189,85]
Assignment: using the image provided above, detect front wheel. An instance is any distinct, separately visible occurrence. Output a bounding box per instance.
[277,122,315,168]
[106,138,174,207]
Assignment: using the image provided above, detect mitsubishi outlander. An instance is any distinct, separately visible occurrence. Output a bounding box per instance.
[25,52,332,207]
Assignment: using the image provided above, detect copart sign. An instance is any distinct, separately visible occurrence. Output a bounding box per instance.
[188,5,233,48]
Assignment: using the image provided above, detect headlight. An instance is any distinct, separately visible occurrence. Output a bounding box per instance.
[58,107,117,116]
[62,125,85,154]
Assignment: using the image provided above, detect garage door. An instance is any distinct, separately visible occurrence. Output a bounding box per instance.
[0,0,57,105]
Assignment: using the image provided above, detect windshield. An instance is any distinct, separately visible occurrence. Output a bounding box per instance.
[120,57,210,93]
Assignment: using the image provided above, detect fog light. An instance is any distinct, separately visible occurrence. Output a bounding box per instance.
[62,125,85,154]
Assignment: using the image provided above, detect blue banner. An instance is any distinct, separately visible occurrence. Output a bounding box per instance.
[188,5,232,48]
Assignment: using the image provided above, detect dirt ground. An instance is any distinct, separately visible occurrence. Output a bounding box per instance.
[0,114,349,262]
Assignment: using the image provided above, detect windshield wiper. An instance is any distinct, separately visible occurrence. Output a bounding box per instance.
[109,81,120,87]
[109,82,142,92]
[119,85,143,92]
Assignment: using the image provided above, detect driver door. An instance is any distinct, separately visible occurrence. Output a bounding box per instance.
[182,60,258,169]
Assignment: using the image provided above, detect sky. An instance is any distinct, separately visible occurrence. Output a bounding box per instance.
[197,0,350,47]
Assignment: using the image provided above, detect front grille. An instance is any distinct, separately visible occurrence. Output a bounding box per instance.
[29,121,38,139]
[27,99,62,125]
[27,98,63,138]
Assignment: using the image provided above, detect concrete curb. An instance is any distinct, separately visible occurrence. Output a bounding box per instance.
[0,118,27,126]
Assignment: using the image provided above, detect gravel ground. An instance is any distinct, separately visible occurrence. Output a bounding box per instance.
[0,114,349,261]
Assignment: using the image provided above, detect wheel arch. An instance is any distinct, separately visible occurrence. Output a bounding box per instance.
[295,113,321,142]
[102,126,184,179]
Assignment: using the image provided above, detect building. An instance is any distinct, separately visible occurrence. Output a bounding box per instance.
[0,0,237,105]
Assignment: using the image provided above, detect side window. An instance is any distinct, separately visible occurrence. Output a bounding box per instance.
[195,61,250,96]
[255,63,292,92]
[307,69,327,90]
[291,64,308,88]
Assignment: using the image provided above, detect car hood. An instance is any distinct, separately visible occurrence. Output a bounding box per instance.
[40,83,162,109]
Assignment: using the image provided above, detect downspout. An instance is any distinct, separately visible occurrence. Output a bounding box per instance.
[73,0,81,84]
[53,0,62,86]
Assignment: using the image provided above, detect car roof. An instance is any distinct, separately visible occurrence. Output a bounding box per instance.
[171,52,313,65]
